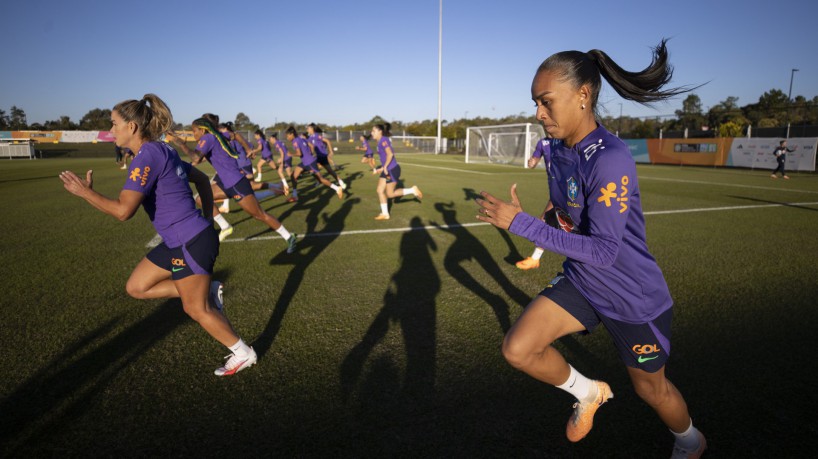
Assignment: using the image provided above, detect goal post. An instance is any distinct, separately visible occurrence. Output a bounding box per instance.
[465,123,545,167]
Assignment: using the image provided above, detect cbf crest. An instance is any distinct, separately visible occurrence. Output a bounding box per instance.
[567,176,579,202]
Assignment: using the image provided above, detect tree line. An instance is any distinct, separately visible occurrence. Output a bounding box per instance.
[3,87,816,139]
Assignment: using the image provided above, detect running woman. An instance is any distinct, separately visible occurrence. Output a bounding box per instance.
[216,122,253,213]
[59,94,257,376]
[371,122,423,221]
[356,133,376,171]
[167,118,297,253]
[307,123,346,190]
[516,136,554,270]
[286,125,344,202]
[476,40,706,458]
[271,133,292,192]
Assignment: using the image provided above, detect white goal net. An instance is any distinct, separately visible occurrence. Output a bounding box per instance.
[465,123,545,167]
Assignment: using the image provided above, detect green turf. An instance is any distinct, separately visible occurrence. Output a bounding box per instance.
[1,153,817,457]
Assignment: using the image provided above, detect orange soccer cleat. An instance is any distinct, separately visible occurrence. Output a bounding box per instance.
[515,257,541,270]
[566,380,613,442]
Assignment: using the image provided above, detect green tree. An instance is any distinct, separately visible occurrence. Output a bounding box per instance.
[234,112,259,132]
[0,109,8,130]
[717,120,744,137]
[9,106,27,130]
[44,115,78,130]
[673,94,705,130]
[79,108,112,130]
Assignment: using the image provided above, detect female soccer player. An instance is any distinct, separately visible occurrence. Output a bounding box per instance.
[286,126,344,202]
[476,40,706,458]
[59,94,256,376]
[216,122,253,213]
[167,119,297,254]
[270,133,292,192]
[371,122,423,221]
[356,133,376,171]
[307,123,346,190]
[516,136,553,270]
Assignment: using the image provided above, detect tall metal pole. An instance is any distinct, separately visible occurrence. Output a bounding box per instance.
[786,68,799,138]
[436,0,443,154]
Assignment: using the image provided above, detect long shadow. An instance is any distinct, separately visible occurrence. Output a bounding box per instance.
[252,197,360,357]
[432,202,530,333]
[0,301,187,456]
[463,187,526,265]
[340,216,439,404]
[727,194,818,212]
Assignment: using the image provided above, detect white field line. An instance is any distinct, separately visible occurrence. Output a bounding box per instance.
[639,175,818,194]
[190,200,817,245]
[398,161,492,175]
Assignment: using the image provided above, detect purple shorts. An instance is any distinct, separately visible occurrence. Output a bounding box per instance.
[146,226,219,280]
[540,273,672,373]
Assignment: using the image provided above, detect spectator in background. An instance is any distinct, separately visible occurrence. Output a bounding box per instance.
[771,140,797,179]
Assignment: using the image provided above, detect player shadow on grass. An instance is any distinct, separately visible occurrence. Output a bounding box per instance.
[340,216,439,406]
[0,301,187,455]
[463,187,526,265]
[251,197,360,358]
[431,201,530,334]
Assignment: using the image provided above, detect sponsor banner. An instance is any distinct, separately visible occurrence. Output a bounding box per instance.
[624,139,650,163]
[60,130,100,143]
[29,131,62,143]
[97,131,115,142]
[727,137,816,171]
[0,131,11,139]
[647,138,731,166]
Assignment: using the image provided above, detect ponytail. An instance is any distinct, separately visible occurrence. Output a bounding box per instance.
[255,129,266,141]
[374,122,392,137]
[192,117,238,159]
[538,39,696,114]
[113,93,174,142]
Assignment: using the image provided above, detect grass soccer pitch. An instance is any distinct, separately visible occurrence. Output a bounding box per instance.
[1,152,817,457]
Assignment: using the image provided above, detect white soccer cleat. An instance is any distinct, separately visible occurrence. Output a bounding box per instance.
[214,347,257,376]
[218,227,234,242]
[209,281,224,312]
[339,180,347,190]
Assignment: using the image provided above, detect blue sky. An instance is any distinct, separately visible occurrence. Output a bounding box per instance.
[2,0,816,128]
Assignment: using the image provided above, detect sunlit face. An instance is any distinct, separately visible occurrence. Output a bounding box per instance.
[307,126,315,134]
[286,132,295,141]
[371,126,382,140]
[531,70,588,144]
[110,110,134,148]
[192,125,205,141]
[254,133,261,140]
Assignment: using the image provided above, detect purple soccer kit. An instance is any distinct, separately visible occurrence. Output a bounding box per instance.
[509,124,672,323]
[196,133,244,189]
[122,141,210,248]
[376,137,398,172]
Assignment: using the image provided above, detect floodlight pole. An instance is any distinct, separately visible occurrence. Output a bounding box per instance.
[436,0,443,154]
[786,68,799,138]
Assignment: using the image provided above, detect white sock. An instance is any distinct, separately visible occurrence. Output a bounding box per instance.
[229,338,251,358]
[532,248,545,260]
[219,200,229,211]
[281,178,288,188]
[402,187,415,196]
[330,184,340,191]
[556,365,595,402]
[380,203,389,215]
[339,178,346,186]
[671,419,701,451]
[214,214,231,230]
[275,225,292,241]
[256,173,262,181]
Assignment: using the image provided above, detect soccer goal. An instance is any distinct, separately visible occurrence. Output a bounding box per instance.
[465,123,545,167]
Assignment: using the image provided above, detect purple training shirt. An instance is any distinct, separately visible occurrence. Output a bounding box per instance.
[377,137,398,172]
[196,132,244,188]
[292,137,315,165]
[122,141,210,248]
[509,124,672,323]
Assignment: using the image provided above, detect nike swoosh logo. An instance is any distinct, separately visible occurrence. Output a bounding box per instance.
[638,355,659,363]
[172,267,184,272]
